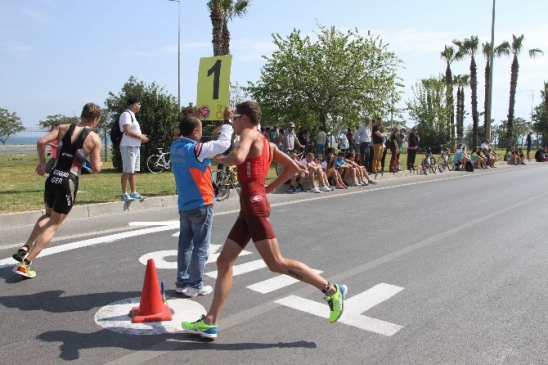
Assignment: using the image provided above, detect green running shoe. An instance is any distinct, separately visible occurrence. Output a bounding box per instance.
[181,315,218,339]
[14,263,36,279]
[324,283,347,323]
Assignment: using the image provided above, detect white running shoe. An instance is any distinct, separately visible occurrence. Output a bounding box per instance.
[321,185,332,192]
[179,286,213,298]
[311,187,321,193]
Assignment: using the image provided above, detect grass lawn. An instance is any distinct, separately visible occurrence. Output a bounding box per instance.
[0,151,443,214]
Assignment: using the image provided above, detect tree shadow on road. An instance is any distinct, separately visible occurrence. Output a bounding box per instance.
[38,328,317,361]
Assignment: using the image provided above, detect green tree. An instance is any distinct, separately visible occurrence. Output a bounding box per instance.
[504,34,543,151]
[406,77,450,149]
[37,114,79,130]
[105,76,179,171]
[247,25,402,135]
[208,0,251,56]
[532,82,548,145]
[440,45,457,145]
[0,108,25,145]
[498,117,530,148]
[453,36,480,147]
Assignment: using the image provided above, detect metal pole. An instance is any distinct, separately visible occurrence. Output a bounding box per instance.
[169,0,181,113]
[486,0,495,141]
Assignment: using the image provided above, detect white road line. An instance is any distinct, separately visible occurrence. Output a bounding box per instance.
[0,224,179,269]
[247,269,323,294]
[275,283,404,336]
[205,259,266,279]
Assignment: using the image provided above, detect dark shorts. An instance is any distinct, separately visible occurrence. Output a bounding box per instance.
[44,169,79,215]
[227,191,276,248]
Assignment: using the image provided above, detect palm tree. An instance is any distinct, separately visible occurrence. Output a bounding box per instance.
[481,41,510,134]
[453,36,480,147]
[454,74,470,146]
[440,45,457,146]
[208,0,251,56]
[506,34,543,150]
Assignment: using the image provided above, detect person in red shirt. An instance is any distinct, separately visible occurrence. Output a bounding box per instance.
[181,101,348,339]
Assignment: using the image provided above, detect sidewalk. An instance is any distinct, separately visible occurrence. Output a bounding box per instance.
[0,160,520,229]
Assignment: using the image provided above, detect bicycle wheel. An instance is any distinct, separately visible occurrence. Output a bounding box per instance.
[232,178,241,196]
[212,170,230,201]
[147,154,164,174]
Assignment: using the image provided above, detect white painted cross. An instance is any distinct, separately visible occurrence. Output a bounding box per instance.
[275,283,404,336]
[139,244,252,269]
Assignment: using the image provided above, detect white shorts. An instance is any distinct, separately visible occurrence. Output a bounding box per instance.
[120,146,141,173]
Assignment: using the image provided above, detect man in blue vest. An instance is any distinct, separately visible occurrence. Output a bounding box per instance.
[171,116,233,297]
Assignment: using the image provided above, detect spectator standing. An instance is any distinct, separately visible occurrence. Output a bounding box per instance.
[283,122,304,152]
[298,128,311,154]
[407,127,420,171]
[316,127,327,156]
[171,116,233,297]
[388,127,399,173]
[12,103,103,278]
[119,97,149,201]
[346,128,355,152]
[338,129,350,154]
[371,118,387,174]
[525,131,533,162]
[397,128,406,171]
[355,117,372,170]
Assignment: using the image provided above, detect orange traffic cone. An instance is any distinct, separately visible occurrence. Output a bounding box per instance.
[131,259,172,323]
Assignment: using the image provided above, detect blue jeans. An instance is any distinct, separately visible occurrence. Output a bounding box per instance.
[176,205,213,289]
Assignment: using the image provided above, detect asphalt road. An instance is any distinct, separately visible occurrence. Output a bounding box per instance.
[1,164,547,365]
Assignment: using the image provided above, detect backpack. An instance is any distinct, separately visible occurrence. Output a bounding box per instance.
[110,115,124,146]
[535,149,545,162]
[385,138,392,149]
[110,111,134,146]
[465,160,474,172]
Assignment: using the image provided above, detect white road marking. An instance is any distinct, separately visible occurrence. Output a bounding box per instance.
[94,297,206,335]
[138,245,252,269]
[205,259,267,279]
[0,223,179,269]
[247,269,323,294]
[275,283,404,336]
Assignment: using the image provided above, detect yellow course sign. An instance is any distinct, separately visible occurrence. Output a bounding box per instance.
[196,55,232,121]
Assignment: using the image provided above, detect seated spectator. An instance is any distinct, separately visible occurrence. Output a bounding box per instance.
[321,153,347,189]
[506,147,521,165]
[471,147,487,169]
[345,152,377,186]
[486,148,498,167]
[300,152,333,193]
[335,152,361,186]
[288,151,308,193]
[534,147,548,162]
[454,145,471,170]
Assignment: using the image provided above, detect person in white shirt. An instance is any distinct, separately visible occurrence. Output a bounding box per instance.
[300,153,333,193]
[316,127,327,156]
[355,117,372,170]
[119,97,149,201]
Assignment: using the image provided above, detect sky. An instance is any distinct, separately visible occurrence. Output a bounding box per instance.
[1,0,547,129]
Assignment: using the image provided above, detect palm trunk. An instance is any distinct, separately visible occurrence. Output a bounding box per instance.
[507,55,519,150]
[470,56,479,147]
[484,60,490,134]
[445,66,455,145]
[210,0,223,56]
[456,86,463,146]
[221,20,230,55]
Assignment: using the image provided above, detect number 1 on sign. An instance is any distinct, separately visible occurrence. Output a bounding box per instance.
[207,59,221,100]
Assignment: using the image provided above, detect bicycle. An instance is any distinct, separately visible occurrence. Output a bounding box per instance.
[420,147,438,175]
[211,166,240,201]
[147,148,171,174]
[438,146,455,172]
